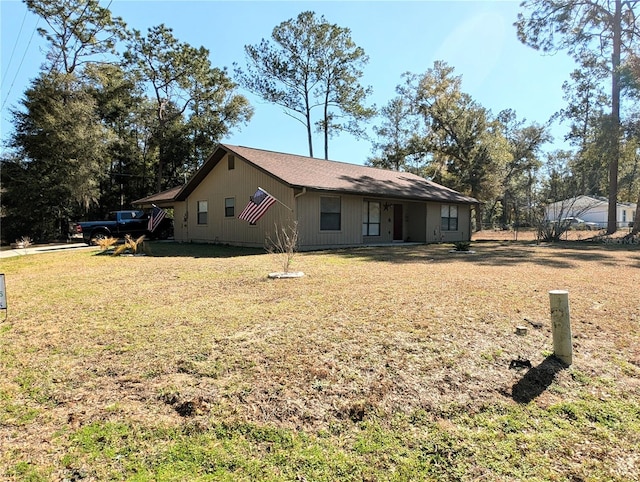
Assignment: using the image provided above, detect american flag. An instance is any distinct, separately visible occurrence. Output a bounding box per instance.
[238,188,277,224]
[148,205,167,232]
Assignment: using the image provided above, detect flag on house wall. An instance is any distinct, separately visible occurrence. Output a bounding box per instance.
[238,188,277,224]
[148,205,167,232]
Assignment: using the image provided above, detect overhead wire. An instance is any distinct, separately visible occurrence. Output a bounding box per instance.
[2,0,117,114]
[1,7,29,90]
[1,17,40,112]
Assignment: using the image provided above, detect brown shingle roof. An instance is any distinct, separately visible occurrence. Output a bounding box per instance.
[175,144,478,204]
[133,185,183,206]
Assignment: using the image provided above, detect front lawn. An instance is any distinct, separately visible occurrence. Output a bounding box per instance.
[1,241,639,480]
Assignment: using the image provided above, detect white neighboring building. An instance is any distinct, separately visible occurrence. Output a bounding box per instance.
[545,195,637,229]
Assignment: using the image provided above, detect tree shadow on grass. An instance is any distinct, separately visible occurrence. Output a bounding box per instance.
[146,241,265,258]
[511,355,569,404]
[469,241,622,268]
[329,241,621,269]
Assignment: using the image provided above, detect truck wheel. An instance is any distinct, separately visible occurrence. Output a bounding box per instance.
[156,227,171,240]
[90,230,109,245]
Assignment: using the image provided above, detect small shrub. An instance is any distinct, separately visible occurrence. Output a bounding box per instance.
[453,241,471,252]
[128,234,146,254]
[96,237,118,251]
[112,234,146,256]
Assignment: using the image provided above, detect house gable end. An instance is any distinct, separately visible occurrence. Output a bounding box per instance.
[175,145,297,202]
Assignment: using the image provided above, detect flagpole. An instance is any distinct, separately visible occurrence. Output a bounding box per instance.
[258,187,293,211]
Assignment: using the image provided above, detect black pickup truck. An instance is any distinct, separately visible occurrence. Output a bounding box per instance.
[71,210,173,245]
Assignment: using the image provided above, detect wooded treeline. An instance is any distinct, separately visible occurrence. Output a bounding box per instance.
[2,1,639,243]
[1,0,253,243]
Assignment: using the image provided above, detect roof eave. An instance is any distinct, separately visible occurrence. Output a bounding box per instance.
[174,146,227,201]
[295,186,478,204]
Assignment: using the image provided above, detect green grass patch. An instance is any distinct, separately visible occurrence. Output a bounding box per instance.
[55,400,640,481]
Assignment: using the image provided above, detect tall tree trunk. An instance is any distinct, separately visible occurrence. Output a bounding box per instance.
[306,119,314,158]
[607,0,622,234]
[157,121,164,193]
[632,189,640,235]
[323,88,330,160]
[305,92,314,158]
[156,97,166,193]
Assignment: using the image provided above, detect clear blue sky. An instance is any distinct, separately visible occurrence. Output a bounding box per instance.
[1,0,578,165]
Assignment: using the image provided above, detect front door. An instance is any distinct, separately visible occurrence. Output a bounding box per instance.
[393,204,403,241]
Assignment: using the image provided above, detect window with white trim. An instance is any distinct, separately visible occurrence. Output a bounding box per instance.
[224,197,235,217]
[362,201,381,236]
[441,204,458,231]
[320,196,341,231]
[197,200,208,225]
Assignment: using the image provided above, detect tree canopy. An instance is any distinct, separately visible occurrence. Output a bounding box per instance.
[235,11,374,159]
[2,3,252,242]
[366,61,555,230]
[124,25,253,191]
[516,0,640,233]
[25,0,126,74]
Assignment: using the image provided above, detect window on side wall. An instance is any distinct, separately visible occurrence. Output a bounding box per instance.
[228,155,235,170]
[441,204,458,231]
[224,197,235,217]
[197,200,208,225]
[362,201,380,236]
[320,196,341,231]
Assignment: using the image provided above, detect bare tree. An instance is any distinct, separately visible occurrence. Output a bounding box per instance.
[265,221,299,274]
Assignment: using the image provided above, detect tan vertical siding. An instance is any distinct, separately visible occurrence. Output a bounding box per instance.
[296,192,363,249]
[181,154,296,247]
[458,205,471,240]
[173,203,187,241]
[426,202,471,243]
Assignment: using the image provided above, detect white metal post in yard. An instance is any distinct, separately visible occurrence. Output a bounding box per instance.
[0,274,7,321]
[549,290,572,365]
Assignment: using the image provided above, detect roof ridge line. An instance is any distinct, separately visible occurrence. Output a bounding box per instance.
[223,143,430,179]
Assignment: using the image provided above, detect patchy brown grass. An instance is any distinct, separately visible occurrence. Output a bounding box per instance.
[1,240,639,480]
[473,227,607,242]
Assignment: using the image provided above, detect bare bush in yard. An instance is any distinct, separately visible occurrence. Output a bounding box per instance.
[538,197,604,242]
[533,201,570,242]
[15,236,33,250]
[265,221,299,273]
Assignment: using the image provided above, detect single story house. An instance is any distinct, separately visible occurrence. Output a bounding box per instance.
[545,195,636,229]
[135,144,479,250]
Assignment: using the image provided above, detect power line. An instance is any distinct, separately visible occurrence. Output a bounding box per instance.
[1,8,29,90]
[1,18,40,112]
